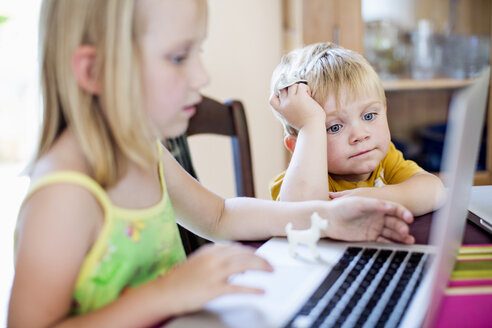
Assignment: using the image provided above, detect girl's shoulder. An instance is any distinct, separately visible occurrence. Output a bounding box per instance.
[23,152,103,218]
[19,132,104,246]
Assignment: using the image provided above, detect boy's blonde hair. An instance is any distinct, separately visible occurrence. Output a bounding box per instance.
[36,0,155,187]
[270,42,386,137]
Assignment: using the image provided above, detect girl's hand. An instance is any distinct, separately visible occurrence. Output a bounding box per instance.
[157,243,273,316]
[269,83,325,131]
[323,197,415,245]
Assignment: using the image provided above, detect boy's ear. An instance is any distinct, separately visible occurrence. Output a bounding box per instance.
[71,45,101,94]
[284,135,297,153]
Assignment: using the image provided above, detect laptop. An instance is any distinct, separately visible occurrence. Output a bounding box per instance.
[468,185,492,234]
[167,66,490,328]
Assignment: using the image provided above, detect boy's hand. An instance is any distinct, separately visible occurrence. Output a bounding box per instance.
[269,83,325,131]
[323,196,415,244]
[157,243,273,316]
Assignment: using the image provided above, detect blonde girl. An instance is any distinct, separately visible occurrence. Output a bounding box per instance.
[8,0,415,327]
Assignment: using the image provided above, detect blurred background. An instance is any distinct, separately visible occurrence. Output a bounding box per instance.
[0,0,41,325]
[1,0,491,325]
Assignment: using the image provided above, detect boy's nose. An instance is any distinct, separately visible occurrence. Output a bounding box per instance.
[349,128,370,144]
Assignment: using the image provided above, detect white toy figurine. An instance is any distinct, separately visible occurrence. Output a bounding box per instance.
[285,212,328,258]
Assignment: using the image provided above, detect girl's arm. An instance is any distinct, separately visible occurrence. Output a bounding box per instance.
[9,183,272,328]
[270,83,330,201]
[162,145,415,244]
[330,172,446,216]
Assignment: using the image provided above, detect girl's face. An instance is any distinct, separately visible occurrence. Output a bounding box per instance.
[138,0,209,138]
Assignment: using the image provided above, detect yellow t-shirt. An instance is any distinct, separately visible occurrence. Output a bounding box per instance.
[270,142,424,200]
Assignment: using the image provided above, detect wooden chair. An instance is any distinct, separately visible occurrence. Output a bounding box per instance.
[166,96,255,253]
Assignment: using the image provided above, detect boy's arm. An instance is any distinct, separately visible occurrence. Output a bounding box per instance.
[330,172,446,216]
[269,83,330,201]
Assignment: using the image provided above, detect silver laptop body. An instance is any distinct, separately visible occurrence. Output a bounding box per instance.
[468,185,492,234]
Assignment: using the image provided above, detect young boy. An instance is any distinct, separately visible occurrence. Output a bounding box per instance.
[269,42,445,216]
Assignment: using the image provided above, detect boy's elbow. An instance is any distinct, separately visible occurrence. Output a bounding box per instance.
[407,173,446,215]
[429,175,447,210]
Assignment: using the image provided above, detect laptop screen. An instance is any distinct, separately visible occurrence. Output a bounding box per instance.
[423,66,490,327]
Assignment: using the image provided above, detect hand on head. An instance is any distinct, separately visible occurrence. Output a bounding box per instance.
[269,82,325,131]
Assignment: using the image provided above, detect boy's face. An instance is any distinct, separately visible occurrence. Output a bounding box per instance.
[138,0,209,138]
[323,88,391,182]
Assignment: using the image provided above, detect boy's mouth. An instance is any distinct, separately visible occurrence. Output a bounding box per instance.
[350,148,374,158]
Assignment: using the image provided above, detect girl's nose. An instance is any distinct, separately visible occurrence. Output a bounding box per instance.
[190,57,210,90]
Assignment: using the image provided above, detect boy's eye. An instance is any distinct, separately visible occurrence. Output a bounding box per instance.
[363,112,376,121]
[327,124,342,133]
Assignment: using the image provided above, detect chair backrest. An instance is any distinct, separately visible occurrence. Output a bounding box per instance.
[166,96,255,253]
[168,96,255,197]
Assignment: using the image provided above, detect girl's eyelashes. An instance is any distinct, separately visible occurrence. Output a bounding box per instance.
[169,44,202,65]
[171,53,189,64]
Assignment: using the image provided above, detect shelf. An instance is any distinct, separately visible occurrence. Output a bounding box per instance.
[382,78,474,91]
[474,171,492,185]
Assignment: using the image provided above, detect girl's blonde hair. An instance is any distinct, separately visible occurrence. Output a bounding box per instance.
[36,0,156,187]
[271,42,386,137]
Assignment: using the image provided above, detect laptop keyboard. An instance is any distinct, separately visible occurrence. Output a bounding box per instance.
[285,247,429,328]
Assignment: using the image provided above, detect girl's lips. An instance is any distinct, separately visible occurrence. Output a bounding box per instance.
[183,105,196,117]
[183,98,202,116]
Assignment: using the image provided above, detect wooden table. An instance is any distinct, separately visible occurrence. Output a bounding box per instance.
[410,211,492,245]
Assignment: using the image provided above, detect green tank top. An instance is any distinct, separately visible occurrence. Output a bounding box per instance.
[22,161,186,315]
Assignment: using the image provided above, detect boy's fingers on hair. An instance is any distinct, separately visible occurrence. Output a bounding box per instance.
[279,87,288,98]
[287,83,298,95]
[269,94,280,109]
[297,82,310,94]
